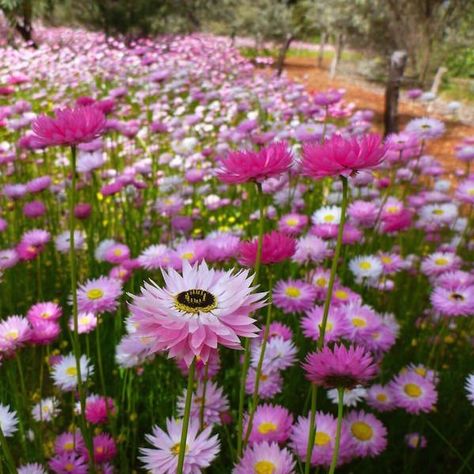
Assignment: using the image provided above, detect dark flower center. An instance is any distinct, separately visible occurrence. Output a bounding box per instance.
[323,375,358,389]
[449,292,464,301]
[174,289,217,314]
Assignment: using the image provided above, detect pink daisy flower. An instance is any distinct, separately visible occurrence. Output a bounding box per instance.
[177,380,229,427]
[301,306,351,343]
[303,344,378,389]
[348,200,378,227]
[138,245,181,271]
[345,410,387,457]
[245,404,293,445]
[76,276,122,314]
[27,301,62,323]
[0,315,31,353]
[389,371,438,414]
[49,453,88,474]
[420,252,461,277]
[29,320,61,345]
[273,279,316,314]
[405,432,427,449]
[245,368,283,399]
[431,285,474,317]
[234,441,295,474]
[205,232,241,263]
[278,213,308,235]
[31,106,106,147]
[84,395,116,424]
[54,430,86,455]
[129,261,265,366]
[91,433,117,464]
[302,133,387,179]
[251,336,297,372]
[292,235,329,264]
[290,412,353,467]
[266,322,293,341]
[366,384,396,412]
[103,243,130,264]
[140,418,220,474]
[239,231,296,267]
[217,141,292,184]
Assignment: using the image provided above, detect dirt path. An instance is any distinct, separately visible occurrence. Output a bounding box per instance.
[281,56,474,176]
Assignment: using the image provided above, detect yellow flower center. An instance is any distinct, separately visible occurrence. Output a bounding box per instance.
[468,188,474,196]
[260,374,269,382]
[404,383,422,398]
[174,289,217,315]
[257,421,277,434]
[351,421,373,441]
[432,209,444,215]
[434,258,448,266]
[79,315,91,325]
[334,290,348,300]
[5,329,19,340]
[285,218,298,227]
[376,393,387,402]
[65,463,74,472]
[381,256,392,264]
[171,443,188,456]
[63,441,74,451]
[113,248,123,256]
[254,460,276,474]
[352,317,367,328]
[96,446,104,454]
[315,277,327,287]
[40,312,51,319]
[414,367,427,377]
[87,288,104,300]
[181,252,194,260]
[284,286,301,298]
[326,322,334,332]
[66,367,77,377]
[315,431,331,446]
[386,205,399,214]
[359,261,372,270]
[323,214,335,222]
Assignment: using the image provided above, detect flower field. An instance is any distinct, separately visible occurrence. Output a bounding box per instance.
[0,28,473,474]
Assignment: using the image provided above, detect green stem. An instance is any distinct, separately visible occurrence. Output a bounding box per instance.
[199,364,209,431]
[0,426,17,474]
[243,272,273,448]
[176,358,196,474]
[328,388,344,474]
[237,182,265,459]
[68,144,94,468]
[305,175,349,474]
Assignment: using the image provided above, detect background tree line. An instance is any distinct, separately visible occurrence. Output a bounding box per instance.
[1,0,473,87]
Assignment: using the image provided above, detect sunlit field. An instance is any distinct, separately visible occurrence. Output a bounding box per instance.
[0,26,473,474]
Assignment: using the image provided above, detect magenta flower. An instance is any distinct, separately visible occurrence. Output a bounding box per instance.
[217,142,293,184]
[239,231,296,267]
[30,106,105,148]
[245,404,293,445]
[76,276,122,314]
[129,261,265,366]
[234,441,295,474]
[302,133,387,179]
[345,410,387,458]
[85,395,116,424]
[303,344,378,388]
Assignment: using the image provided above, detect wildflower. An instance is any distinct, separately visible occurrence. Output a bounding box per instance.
[273,279,316,314]
[345,410,387,457]
[244,404,293,445]
[366,384,396,412]
[51,354,93,392]
[31,106,106,147]
[349,255,383,283]
[302,133,386,179]
[0,404,18,436]
[76,276,122,314]
[327,386,367,407]
[234,441,295,474]
[239,231,296,267]
[140,419,219,474]
[301,306,350,343]
[32,397,60,422]
[303,344,378,389]
[129,261,265,366]
[217,141,292,184]
[389,371,437,414]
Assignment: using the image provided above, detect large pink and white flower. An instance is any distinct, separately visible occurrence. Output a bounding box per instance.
[128,261,266,366]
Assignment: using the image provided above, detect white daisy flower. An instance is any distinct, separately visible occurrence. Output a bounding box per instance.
[349,255,383,282]
[32,397,60,422]
[312,206,342,225]
[327,386,367,407]
[465,373,474,406]
[0,404,18,437]
[51,354,93,392]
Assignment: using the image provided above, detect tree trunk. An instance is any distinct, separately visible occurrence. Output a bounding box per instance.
[276,34,294,77]
[317,31,327,68]
[384,50,408,136]
[329,33,344,79]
